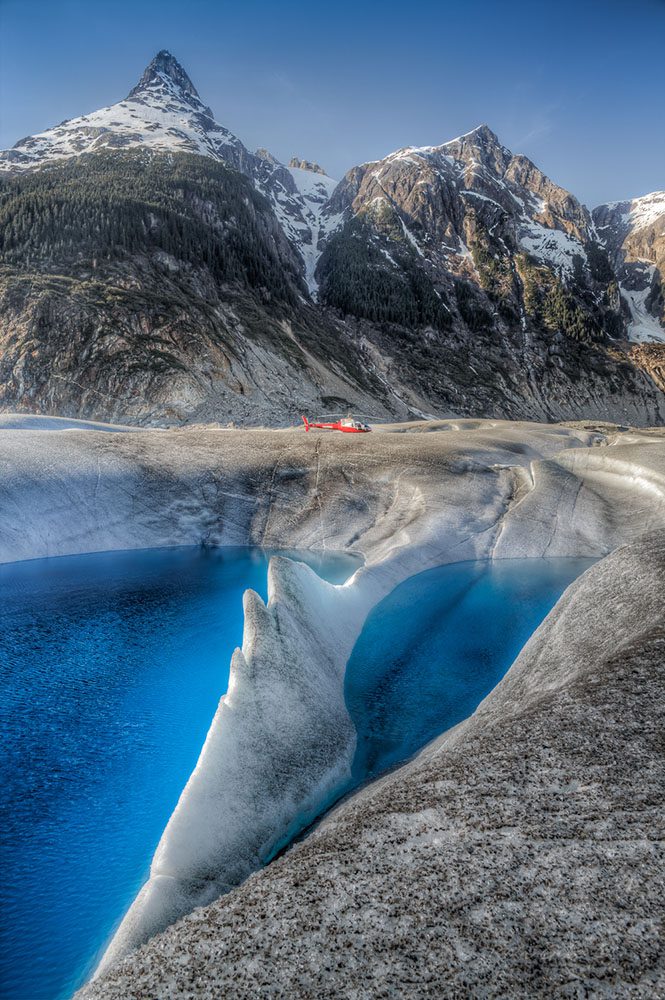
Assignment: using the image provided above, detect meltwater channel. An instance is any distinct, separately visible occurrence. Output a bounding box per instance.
[0,548,594,999]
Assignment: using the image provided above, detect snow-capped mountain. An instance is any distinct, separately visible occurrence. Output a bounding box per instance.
[322,124,594,284]
[595,190,665,243]
[593,192,665,343]
[1,50,252,172]
[0,51,335,294]
[0,50,664,426]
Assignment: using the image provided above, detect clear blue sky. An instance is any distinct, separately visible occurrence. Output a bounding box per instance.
[1,0,663,207]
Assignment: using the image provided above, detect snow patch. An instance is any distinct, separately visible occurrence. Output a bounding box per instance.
[520,222,587,279]
[283,167,338,295]
[288,166,337,204]
[621,283,665,344]
[461,190,506,212]
[398,216,424,256]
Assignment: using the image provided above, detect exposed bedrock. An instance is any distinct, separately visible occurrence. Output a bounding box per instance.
[2,419,665,986]
[78,531,665,999]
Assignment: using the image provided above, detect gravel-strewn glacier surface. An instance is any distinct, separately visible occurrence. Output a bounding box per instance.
[2,417,664,995]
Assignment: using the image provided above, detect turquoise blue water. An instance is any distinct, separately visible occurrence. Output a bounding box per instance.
[345,557,595,780]
[0,549,593,1000]
[0,546,358,1000]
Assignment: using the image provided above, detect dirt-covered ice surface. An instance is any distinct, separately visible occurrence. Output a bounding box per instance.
[2,417,661,567]
[0,413,145,432]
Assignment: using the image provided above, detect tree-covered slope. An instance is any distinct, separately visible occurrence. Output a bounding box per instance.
[0,150,302,298]
[0,151,382,424]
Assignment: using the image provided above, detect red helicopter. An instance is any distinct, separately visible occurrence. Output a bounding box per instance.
[301,414,372,433]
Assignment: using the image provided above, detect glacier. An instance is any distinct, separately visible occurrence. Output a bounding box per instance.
[1,418,665,981]
[79,529,665,1000]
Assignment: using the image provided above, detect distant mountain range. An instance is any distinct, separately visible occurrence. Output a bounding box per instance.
[0,50,663,425]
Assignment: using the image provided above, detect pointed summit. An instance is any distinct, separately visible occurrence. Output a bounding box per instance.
[127,50,201,101]
[0,46,246,172]
[442,124,502,149]
[467,123,499,143]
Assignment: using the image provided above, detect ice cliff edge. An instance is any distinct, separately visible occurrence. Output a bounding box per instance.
[95,556,359,975]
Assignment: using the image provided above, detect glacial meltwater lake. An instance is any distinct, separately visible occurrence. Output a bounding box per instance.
[0,548,594,1000]
[345,557,595,781]
[0,546,358,1000]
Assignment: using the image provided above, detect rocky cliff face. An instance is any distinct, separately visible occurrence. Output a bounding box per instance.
[1,52,664,426]
[593,192,665,396]
[323,124,594,271]
[288,158,327,175]
[593,191,665,344]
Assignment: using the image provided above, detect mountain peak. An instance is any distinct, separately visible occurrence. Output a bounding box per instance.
[255,147,281,166]
[446,124,501,148]
[127,50,200,101]
[470,123,499,142]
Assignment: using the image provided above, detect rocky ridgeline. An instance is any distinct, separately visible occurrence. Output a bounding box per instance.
[0,51,663,425]
[288,157,328,175]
